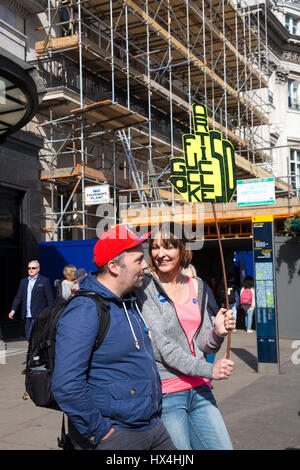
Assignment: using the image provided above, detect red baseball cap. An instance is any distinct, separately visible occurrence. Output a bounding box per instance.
[94,225,151,268]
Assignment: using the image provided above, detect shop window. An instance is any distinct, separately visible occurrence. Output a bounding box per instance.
[285,15,298,35]
[0,186,22,245]
[0,186,23,326]
[290,149,300,196]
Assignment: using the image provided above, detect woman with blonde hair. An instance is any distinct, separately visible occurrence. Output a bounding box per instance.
[136,222,235,450]
[55,264,77,300]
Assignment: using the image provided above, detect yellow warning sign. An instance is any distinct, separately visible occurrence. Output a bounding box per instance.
[170,104,236,203]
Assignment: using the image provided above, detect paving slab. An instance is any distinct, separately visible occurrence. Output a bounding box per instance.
[0,331,300,451]
[213,330,300,450]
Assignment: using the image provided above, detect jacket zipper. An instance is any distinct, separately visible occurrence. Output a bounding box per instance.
[152,275,212,358]
[152,276,193,354]
[130,302,160,412]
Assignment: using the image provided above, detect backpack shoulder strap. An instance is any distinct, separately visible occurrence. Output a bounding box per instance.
[67,291,111,351]
[200,279,207,316]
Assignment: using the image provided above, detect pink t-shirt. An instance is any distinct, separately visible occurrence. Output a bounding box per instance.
[161,277,211,394]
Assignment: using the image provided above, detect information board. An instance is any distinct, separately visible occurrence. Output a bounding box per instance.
[237,178,275,207]
[85,185,110,205]
[252,215,279,365]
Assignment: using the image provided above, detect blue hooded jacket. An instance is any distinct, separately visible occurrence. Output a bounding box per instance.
[51,272,162,446]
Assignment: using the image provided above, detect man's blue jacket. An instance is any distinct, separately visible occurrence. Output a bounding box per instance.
[11,274,53,318]
[51,272,162,446]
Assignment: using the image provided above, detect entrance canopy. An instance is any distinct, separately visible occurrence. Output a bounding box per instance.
[0,48,45,142]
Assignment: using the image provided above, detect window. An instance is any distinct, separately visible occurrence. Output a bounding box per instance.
[0,5,17,29]
[290,149,300,196]
[268,90,274,105]
[0,5,25,59]
[285,15,298,35]
[288,80,300,110]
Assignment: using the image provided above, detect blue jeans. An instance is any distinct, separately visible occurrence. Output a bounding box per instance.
[25,318,34,341]
[229,303,237,322]
[161,386,233,450]
[245,308,254,330]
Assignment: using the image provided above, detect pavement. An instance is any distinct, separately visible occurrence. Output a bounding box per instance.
[0,329,300,451]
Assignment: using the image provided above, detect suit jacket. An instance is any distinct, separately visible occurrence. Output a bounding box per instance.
[11,274,54,319]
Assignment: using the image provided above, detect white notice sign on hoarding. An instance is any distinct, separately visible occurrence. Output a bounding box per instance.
[85,185,110,205]
[237,178,275,207]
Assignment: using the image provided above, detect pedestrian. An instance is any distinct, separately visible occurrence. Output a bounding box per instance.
[9,259,54,400]
[8,260,54,341]
[54,264,77,300]
[181,262,197,277]
[72,267,87,292]
[136,222,235,450]
[209,276,218,300]
[217,272,239,328]
[51,225,176,450]
[240,275,255,333]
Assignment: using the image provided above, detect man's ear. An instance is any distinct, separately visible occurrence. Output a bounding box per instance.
[107,259,120,276]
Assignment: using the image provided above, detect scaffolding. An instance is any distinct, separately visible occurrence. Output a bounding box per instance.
[32,0,278,241]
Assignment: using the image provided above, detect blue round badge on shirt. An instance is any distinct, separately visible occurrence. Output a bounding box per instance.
[158,293,167,303]
[193,298,197,303]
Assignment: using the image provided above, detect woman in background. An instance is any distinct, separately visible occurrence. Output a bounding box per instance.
[54,264,77,300]
[240,275,255,333]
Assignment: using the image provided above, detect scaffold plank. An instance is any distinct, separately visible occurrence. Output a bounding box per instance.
[121,197,300,228]
[70,100,147,128]
[40,164,108,182]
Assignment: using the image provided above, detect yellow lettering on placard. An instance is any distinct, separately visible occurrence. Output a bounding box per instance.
[170,104,236,203]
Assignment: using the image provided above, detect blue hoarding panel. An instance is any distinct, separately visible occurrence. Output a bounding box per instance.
[234,250,254,285]
[39,239,98,288]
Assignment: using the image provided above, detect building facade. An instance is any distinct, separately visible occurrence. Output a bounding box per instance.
[0,0,300,339]
[0,0,46,338]
[267,0,300,196]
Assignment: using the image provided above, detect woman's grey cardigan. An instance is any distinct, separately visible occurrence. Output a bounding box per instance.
[135,272,225,381]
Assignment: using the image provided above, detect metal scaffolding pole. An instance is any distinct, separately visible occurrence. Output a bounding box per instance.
[187,0,192,132]
[235,6,241,149]
[78,0,86,239]
[35,0,276,240]
[222,0,228,138]
[146,0,152,169]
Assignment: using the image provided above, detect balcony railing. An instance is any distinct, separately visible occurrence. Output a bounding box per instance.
[30,55,110,103]
[30,55,185,148]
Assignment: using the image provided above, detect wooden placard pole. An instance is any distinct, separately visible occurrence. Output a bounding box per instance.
[169,103,237,360]
[211,203,231,359]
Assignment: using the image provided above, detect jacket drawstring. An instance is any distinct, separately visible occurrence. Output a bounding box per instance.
[135,302,151,340]
[122,302,140,350]
[122,301,152,350]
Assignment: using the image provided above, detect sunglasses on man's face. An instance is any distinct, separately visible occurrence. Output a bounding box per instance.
[28,267,38,270]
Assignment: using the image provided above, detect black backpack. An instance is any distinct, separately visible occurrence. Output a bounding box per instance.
[217,282,236,306]
[227,285,236,305]
[25,290,110,411]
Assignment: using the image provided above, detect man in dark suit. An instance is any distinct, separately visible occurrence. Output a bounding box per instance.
[9,260,54,340]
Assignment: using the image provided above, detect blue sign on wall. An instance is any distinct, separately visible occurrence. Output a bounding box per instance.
[252,216,279,364]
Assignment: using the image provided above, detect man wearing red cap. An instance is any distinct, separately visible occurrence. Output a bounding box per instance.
[51,225,175,450]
